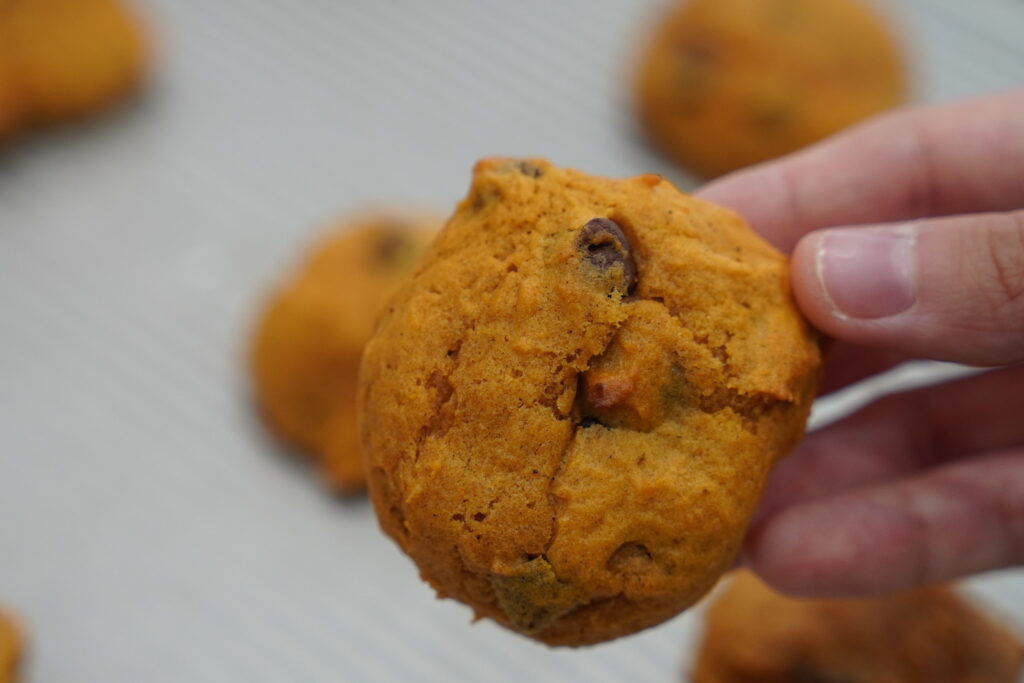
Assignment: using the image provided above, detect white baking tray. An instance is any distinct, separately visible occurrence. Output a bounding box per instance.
[0,0,1021,680]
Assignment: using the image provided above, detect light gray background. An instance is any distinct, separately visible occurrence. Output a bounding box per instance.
[0,1,1022,680]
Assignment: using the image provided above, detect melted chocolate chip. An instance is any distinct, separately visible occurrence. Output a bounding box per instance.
[515,161,544,178]
[374,228,408,264]
[679,40,715,67]
[792,662,856,683]
[751,106,790,131]
[672,39,716,115]
[499,159,544,178]
[576,218,638,294]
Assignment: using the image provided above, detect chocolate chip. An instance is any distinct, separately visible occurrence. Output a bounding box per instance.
[751,106,790,131]
[499,159,544,178]
[579,416,604,429]
[576,218,638,294]
[471,184,502,210]
[375,228,408,264]
[792,662,855,683]
[671,39,716,115]
[517,161,543,178]
[679,40,714,67]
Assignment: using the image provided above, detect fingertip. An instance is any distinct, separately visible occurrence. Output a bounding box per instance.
[790,230,835,331]
[742,515,809,597]
[791,213,1024,364]
[743,500,889,599]
[790,225,920,343]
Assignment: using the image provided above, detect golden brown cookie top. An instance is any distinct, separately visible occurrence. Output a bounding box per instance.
[692,572,1024,683]
[360,159,821,645]
[635,0,907,178]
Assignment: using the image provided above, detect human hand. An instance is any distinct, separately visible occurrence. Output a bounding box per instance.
[696,89,1024,596]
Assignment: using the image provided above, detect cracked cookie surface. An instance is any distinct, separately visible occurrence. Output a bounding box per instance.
[634,0,907,178]
[359,158,821,645]
[693,571,1024,683]
[251,211,437,493]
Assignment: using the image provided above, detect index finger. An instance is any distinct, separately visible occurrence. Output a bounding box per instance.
[696,89,1024,253]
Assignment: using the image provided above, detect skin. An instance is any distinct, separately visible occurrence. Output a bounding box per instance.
[697,89,1024,597]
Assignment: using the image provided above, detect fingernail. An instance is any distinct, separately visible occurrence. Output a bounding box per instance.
[817,226,916,320]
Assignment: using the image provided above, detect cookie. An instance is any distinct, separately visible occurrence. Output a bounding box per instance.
[0,0,147,124]
[0,54,24,140]
[692,571,1024,682]
[0,610,22,683]
[634,0,907,178]
[251,212,438,493]
[359,158,821,645]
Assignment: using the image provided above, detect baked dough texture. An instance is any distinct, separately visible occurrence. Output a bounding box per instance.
[0,0,147,131]
[635,0,907,178]
[359,158,821,645]
[252,212,437,493]
[0,609,22,683]
[693,571,1024,683]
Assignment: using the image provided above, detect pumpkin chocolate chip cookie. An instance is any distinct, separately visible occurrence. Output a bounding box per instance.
[635,0,907,178]
[692,571,1024,682]
[251,211,438,494]
[0,0,148,126]
[0,609,22,683]
[359,158,822,645]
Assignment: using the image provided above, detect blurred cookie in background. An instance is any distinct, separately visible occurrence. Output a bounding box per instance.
[635,0,907,179]
[691,571,1024,683]
[0,0,148,134]
[251,211,438,494]
[0,609,22,683]
[0,55,23,140]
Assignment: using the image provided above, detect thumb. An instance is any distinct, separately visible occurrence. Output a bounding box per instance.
[791,211,1024,366]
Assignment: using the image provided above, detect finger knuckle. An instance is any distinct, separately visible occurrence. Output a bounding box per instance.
[980,212,1024,312]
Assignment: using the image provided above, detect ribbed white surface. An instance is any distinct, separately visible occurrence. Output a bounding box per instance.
[0,1,1021,680]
